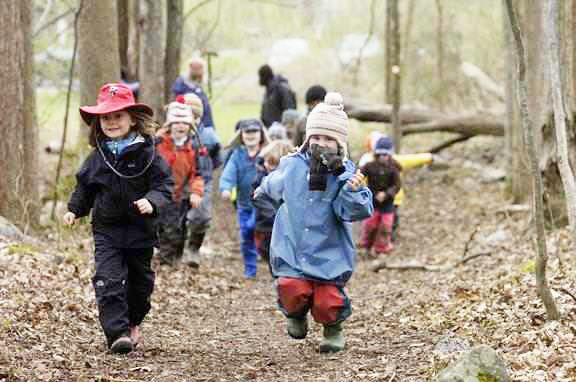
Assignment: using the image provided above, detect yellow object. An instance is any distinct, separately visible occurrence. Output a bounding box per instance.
[393,153,433,206]
[230,187,237,204]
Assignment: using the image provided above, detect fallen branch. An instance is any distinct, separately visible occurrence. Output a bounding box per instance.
[429,134,474,153]
[402,115,504,137]
[371,252,492,272]
[556,287,576,303]
[345,103,445,124]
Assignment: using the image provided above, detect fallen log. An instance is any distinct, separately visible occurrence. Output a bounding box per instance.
[345,103,446,124]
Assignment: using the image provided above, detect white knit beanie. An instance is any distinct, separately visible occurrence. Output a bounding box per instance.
[164,102,194,127]
[179,93,204,123]
[305,92,349,157]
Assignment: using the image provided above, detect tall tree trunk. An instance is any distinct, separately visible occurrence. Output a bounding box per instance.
[117,0,129,78]
[127,0,140,81]
[139,0,166,122]
[504,0,531,203]
[78,0,120,137]
[505,0,560,321]
[389,0,402,153]
[545,0,576,229]
[0,0,38,228]
[164,0,183,104]
[435,0,445,111]
[385,0,393,104]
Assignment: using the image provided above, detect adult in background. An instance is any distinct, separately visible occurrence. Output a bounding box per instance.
[172,57,215,129]
[292,85,327,147]
[258,64,297,128]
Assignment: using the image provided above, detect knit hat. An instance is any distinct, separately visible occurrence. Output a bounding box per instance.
[304,92,349,157]
[176,93,204,122]
[268,122,288,140]
[374,136,395,155]
[164,101,194,128]
[281,109,303,126]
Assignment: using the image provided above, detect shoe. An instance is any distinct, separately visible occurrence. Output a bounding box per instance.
[287,318,308,339]
[110,335,133,354]
[181,248,200,268]
[319,323,345,353]
[130,326,141,348]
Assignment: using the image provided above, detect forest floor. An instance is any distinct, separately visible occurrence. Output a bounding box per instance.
[3,136,576,381]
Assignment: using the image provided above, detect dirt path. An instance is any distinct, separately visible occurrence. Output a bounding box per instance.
[3,138,576,381]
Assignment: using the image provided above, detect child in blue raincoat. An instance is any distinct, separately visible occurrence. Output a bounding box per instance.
[219,119,269,278]
[254,92,373,353]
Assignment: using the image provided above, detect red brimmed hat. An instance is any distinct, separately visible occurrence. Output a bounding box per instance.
[79,83,153,125]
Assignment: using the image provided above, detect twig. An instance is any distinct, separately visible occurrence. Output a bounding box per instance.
[388,366,396,382]
[557,288,576,303]
[429,134,473,153]
[95,377,145,382]
[372,252,491,273]
[462,225,480,259]
[183,0,216,21]
[50,0,83,221]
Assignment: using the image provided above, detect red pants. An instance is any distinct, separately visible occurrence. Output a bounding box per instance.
[360,210,395,253]
[276,277,351,325]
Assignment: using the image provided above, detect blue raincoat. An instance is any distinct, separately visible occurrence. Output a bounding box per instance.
[258,152,373,285]
[219,146,259,209]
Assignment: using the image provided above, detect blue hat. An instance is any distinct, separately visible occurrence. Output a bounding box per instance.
[374,136,394,155]
[235,118,264,132]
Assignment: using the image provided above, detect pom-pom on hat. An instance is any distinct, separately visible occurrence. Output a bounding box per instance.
[305,92,349,157]
[164,101,194,128]
[374,136,395,155]
[79,83,153,126]
[176,93,204,122]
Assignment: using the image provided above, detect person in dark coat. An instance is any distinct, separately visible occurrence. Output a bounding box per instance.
[292,85,327,147]
[63,83,173,354]
[172,57,215,129]
[258,64,297,128]
[359,136,402,255]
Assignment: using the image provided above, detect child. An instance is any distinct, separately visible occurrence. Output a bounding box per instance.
[359,132,434,241]
[219,119,269,279]
[251,140,294,275]
[267,121,288,141]
[63,83,173,354]
[254,92,373,352]
[178,93,222,268]
[359,137,402,254]
[155,101,204,266]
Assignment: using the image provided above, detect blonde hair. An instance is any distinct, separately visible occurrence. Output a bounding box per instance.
[259,140,294,167]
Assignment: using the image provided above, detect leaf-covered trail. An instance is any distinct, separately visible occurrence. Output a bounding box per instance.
[3,138,576,381]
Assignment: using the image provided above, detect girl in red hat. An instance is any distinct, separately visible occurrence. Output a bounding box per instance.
[63,83,174,354]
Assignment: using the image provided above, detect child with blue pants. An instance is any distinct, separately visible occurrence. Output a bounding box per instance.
[255,92,373,352]
[220,119,269,278]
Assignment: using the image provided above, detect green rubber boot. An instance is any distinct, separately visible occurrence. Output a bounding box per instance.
[287,318,308,339]
[319,323,345,353]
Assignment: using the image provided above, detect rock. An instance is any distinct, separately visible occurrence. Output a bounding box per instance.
[0,216,24,240]
[437,345,510,382]
[434,335,471,355]
[484,230,510,246]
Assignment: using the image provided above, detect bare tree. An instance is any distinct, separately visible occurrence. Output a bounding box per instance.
[165,0,183,103]
[139,0,166,122]
[78,0,120,138]
[505,0,560,320]
[388,0,402,153]
[0,0,38,228]
[545,0,576,230]
[435,0,445,110]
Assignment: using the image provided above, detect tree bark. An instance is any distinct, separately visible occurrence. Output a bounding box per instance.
[164,0,183,104]
[0,0,38,228]
[435,0,446,110]
[78,0,120,137]
[402,115,504,136]
[505,0,560,320]
[345,104,446,124]
[127,0,140,81]
[389,0,402,153]
[139,0,166,122]
[117,0,129,77]
[545,0,576,229]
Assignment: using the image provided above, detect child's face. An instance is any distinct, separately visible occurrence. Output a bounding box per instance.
[242,129,261,147]
[376,153,391,163]
[309,135,339,153]
[100,111,134,140]
[170,122,192,141]
[264,158,278,172]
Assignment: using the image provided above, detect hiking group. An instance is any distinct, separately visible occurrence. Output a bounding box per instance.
[63,58,433,355]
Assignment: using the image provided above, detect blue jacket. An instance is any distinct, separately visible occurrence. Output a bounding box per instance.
[192,124,221,183]
[219,146,259,210]
[172,77,215,129]
[258,152,373,285]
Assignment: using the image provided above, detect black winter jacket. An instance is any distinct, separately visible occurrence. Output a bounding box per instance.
[260,75,296,128]
[67,137,174,248]
[251,158,280,232]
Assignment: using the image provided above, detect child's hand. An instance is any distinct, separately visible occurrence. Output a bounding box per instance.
[189,194,202,208]
[63,211,76,226]
[134,198,154,215]
[375,191,386,203]
[221,191,231,200]
[345,170,367,191]
[253,187,263,200]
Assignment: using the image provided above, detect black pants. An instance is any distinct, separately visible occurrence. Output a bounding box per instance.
[157,200,189,263]
[93,234,155,347]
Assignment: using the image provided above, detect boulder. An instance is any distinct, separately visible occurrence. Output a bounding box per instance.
[437,345,510,382]
[0,216,24,240]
